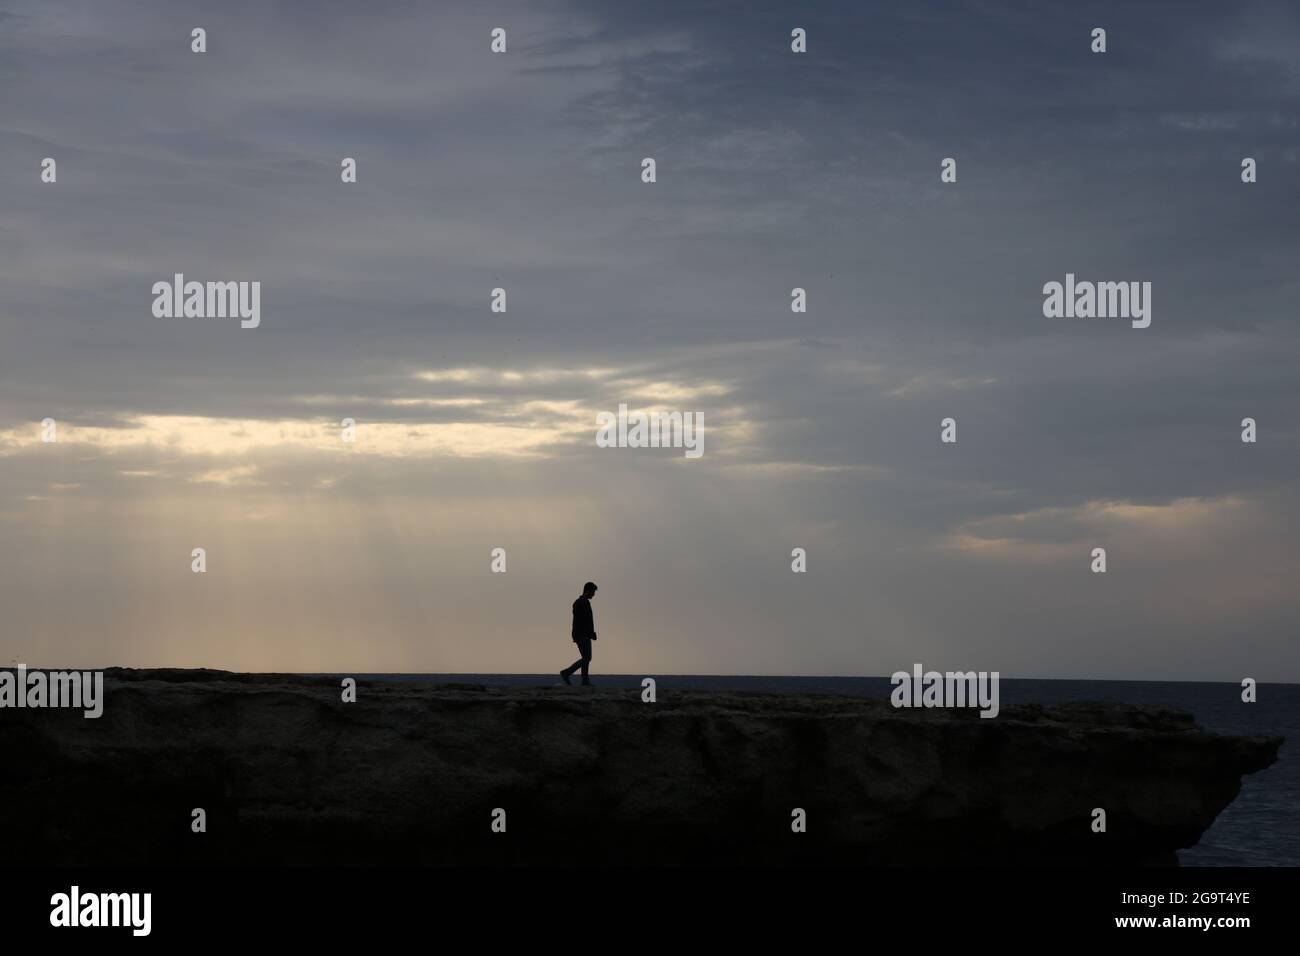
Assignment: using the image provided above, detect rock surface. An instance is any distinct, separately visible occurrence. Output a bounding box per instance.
[0,669,1281,865]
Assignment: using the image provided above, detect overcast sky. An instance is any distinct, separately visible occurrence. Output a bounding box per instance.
[1,0,1297,680]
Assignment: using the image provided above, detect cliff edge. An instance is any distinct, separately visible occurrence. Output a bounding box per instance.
[0,669,1281,865]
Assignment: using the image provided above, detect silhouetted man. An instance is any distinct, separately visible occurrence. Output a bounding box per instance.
[561,582,598,686]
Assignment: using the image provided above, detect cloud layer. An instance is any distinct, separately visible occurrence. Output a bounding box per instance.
[1,0,1298,679]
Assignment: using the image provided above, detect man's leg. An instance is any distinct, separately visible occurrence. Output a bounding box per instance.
[579,638,592,682]
[562,639,586,679]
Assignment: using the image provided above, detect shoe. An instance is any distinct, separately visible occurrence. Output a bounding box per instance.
[581,679,592,686]
[560,671,572,685]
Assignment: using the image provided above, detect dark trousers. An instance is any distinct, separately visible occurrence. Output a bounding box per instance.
[564,637,593,679]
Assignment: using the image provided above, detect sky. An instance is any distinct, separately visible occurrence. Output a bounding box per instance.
[1,0,1297,680]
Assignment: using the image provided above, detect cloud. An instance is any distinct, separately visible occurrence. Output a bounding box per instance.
[937,495,1252,562]
[0,0,1297,679]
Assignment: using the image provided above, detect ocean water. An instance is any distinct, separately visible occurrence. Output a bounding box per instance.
[348,673,1299,867]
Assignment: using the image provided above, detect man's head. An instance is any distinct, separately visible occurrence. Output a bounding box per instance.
[583,582,598,599]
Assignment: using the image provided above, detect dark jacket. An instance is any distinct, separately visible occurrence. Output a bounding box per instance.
[571,596,595,641]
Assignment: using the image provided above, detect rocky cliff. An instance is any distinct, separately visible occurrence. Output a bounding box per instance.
[0,669,1281,865]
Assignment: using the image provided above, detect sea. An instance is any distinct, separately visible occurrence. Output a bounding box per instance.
[351,674,1299,867]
